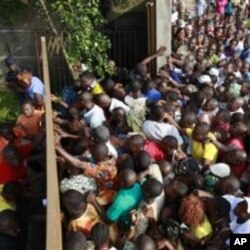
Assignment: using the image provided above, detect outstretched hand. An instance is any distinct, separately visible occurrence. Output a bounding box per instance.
[157,46,167,56]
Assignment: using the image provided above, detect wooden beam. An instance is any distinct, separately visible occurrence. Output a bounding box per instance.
[41,36,62,250]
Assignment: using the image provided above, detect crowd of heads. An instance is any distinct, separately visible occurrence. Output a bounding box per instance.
[1,0,250,249]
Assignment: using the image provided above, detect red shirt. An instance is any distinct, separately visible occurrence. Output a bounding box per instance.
[0,141,32,184]
[229,138,246,178]
[144,140,165,161]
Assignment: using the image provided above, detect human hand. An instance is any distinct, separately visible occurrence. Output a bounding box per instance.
[157,46,167,56]
[157,239,175,250]
[51,94,60,103]
[87,192,96,204]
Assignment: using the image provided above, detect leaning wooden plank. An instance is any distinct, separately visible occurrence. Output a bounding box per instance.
[41,36,62,250]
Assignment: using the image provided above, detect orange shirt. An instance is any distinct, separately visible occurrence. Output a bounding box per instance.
[16,110,44,137]
[68,203,101,236]
[82,158,118,191]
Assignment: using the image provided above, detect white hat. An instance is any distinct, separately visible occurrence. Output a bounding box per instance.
[198,75,212,84]
[209,163,231,178]
[244,197,250,213]
[209,68,219,77]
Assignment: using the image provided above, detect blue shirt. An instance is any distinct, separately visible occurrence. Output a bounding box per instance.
[241,48,250,63]
[61,86,77,106]
[26,77,45,101]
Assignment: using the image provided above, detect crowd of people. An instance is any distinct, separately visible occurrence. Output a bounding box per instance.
[1,0,250,249]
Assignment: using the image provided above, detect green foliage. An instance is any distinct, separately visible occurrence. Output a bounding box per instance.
[0,85,20,123]
[51,0,111,77]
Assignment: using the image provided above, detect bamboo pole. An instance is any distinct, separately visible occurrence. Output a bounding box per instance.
[41,36,62,250]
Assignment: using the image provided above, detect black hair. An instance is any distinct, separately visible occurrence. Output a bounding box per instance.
[61,190,86,220]
[21,99,35,107]
[91,223,109,250]
[162,136,178,149]
[151,105,165,121]
[216,109,231,123]
[2,181,22,200]
[231,112,244,124]
[143,178,163,199]
[79,71,95,79]
[3,144,21,159]
[135,150,152,173]
[165,91,180,102]
[126,135,144,149]
[135,234,156,250]
[64,231,87,250]
[92,143,109,162]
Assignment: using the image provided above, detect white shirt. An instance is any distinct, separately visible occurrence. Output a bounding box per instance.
[230,107,244,115]
[223,195,250,245]
[135,164,164,238]
[82,104,106,128]
[109,98,130,113]
[142,120,183,145]
[27,76,45,100]
[106,141,118,159]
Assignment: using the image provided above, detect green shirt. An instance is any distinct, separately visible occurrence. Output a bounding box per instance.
[107,182,142,224]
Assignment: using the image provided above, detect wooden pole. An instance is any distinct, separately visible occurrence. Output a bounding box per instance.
[41,36,62,250]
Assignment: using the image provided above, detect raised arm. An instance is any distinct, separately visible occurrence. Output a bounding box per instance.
[141,46,167,65]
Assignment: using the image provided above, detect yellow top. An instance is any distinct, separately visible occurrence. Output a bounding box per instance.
[91,81,104,96]
[191,216,213,239]
[186,128,218,164]
[0,185,16,212]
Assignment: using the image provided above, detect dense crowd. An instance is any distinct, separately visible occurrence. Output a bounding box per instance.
[1,0,250,250]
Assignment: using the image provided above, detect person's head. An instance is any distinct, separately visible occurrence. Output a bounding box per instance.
[164,180,188,200]
[135,150,152,173]
[95,93,112,110]
[130,80,142,98]
[150,105,165,122]
[161,136,178,158]
[175,27,185,40]
[135,234,156,250]
[68,106,80,121]
[216,176,240,195]
[192,122,210,142]
[142,178,163,204]
[215,26,224,39]
[0,210,19,237]
[214,109,231,125]
[111,107,126,124]
[79,71,95,90]
[179,194,205,227]
[0,124,15,143]
[188,37,197,51]
[189,91,206,107]
[64,231,87,250]
[179,111,196,128]
[230,121,248,138]
[16,67,32,88]
[158,160,173,177]
[234,198,250,224]
[241,61,250,73]
[3,144,22,168]
[225,72,236,85]
[91,143,109,163]
[196,47,205,62]
[135,63,147,76]
[62,190,87,220]
[79,92,93,109]
[200,85,214,99]
[203,98,218,112]
[2,181,22,201]
[21,100,35,117]
[102,79,115,95]
[91,223,109,250]
[125,135,144,156]
[207,42,217,56]
[244,35,250,49]
[224,149,247,167]
[118,168,137,188]
[92,126,110,144]
[227,97,244,112]
[4,56,18,71]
